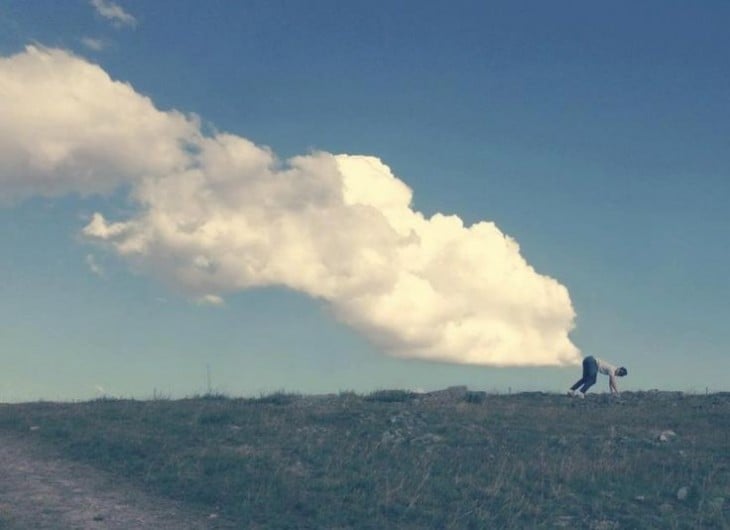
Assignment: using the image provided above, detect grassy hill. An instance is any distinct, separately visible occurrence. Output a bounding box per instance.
[0,389,728,529]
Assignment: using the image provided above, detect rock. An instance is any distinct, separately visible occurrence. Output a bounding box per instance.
[591,520,619,530]
[659,502,673,514]
[380,430,404,445]
[707,497,725,512]
[657,430,677,442]
[423,385,469,404]
[464,390,486,403]
[411,433,444,445]
[676,486,689,501]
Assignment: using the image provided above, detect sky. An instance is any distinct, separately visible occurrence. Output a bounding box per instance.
[0,1,728,401]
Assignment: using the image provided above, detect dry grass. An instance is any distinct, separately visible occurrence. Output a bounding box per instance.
[0,390,728,529]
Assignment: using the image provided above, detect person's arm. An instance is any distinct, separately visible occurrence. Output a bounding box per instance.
[609,373,619,395]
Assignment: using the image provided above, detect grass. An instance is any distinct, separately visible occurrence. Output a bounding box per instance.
[0,390,728,529]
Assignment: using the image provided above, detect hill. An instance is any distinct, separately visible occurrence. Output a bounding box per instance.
[0,389,728,529]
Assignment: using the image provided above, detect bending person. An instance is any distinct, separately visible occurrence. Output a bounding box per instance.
[569,356,627,397]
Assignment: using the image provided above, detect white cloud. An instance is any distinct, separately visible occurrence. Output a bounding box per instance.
[90,0,136,28]
[197,294,225,306]
[81,37,106,51]
[0,46,581,367]
[86,253,104,276]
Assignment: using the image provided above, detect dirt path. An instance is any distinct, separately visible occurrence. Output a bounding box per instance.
[0,433,231,530]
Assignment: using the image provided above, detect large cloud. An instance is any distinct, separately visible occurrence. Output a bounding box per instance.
[1,46,581,366]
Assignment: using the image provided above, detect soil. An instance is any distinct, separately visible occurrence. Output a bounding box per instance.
[0,433,230,530]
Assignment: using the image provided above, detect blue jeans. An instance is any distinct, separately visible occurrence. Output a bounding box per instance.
[571,356,598,393]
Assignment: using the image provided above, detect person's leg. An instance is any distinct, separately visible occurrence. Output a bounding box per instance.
[570,357,590,391]
[580,373,597,393]
[579,356,598,393]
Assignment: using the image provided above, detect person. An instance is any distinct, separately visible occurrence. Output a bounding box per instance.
[568,356,627,398]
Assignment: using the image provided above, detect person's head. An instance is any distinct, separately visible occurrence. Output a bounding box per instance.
[616,366,628,377]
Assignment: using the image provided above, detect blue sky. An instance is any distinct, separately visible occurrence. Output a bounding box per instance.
[0,1,728,401]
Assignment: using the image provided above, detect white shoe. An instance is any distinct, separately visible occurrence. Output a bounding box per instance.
[576,392,585,399]
[567,390,576,397]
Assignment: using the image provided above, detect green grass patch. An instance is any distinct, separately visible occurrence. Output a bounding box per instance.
[0,391,728,528]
